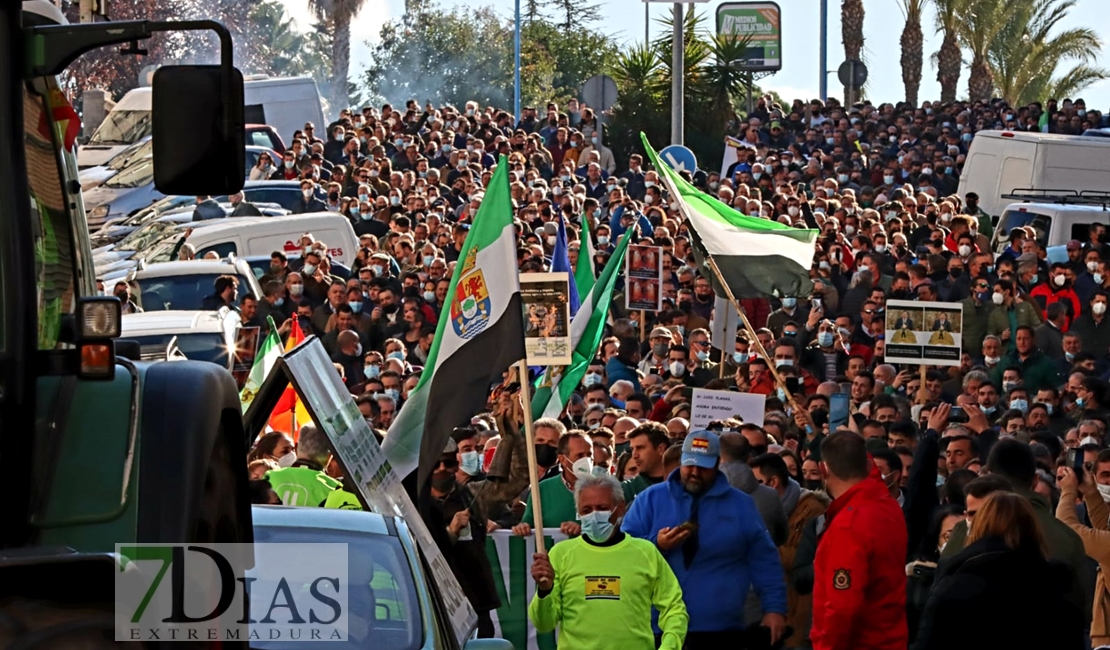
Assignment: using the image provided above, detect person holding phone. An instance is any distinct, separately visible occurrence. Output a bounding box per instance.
[622,431,788,648]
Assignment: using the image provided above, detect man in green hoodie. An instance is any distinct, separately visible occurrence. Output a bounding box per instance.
[266,424,340,507]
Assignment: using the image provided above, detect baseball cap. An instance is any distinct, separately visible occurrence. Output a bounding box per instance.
[1067,239,1082,251]
[681,431,720,469]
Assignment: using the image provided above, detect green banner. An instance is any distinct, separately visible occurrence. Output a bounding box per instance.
[485,529,569,649]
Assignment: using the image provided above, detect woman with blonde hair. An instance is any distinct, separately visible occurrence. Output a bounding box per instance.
[911,492,1083,649]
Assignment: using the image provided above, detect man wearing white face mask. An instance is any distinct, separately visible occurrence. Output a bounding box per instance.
[529,473,689,650]
[513,431,595,537]
[265,424,340,507]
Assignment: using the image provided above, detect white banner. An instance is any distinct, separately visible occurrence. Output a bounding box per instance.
[486,529,569,650]
[710,295,740,351]
[690,388,766,428]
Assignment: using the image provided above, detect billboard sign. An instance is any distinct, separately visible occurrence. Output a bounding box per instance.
[716,2,782,72]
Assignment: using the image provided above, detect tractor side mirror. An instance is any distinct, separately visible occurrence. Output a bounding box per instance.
[152,65,245,196]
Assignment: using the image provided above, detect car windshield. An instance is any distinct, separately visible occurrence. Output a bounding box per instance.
[995,209,1051,253]
[121,195,195,227]
[105,157,155,189]
[89,109,152,145]
[113,220,181,253]
[126,332,229,365]
[249,525,424,650]
[131,273,255,311]
[107,139,153,171]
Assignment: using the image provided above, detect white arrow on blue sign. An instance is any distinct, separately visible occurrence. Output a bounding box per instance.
[659,144,698,174]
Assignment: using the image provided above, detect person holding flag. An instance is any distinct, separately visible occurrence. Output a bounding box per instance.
[382,155,527,496]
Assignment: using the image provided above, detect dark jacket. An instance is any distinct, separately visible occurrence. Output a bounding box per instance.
[719,460,788,546]
[911,536,1084,650]
[604,355,641,392]
[942,488,1093,626]
[192,198,226,222]
[419,484,501,612]
[291,197,326,214]
[990,348,1061,393]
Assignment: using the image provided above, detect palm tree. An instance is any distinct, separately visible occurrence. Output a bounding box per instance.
[931,0,964,102]
[956,0,1012,100]
[986,0,1109,106]
[308,0,370,111]
[898,0,926,106]
[841,0,865,102]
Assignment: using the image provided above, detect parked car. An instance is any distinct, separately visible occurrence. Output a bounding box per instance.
[247,123,286,153]
[112,259,264,311]
[217,180,328,212]
[85,146,284,232]
[249,505,512,650]
[120,308,241,370]
[90,198,288,250]
[83,155,162,232]
[78,136,151,191]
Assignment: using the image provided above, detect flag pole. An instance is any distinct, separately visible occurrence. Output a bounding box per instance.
[649,146,806,418]
[515,358,547,553]
[703,255,806,417]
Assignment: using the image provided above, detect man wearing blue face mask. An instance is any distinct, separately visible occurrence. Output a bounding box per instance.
[529,473,688,650]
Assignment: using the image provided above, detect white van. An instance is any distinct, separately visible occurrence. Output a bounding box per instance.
[175,213,359,267]
[77,75,325,168]
[957,130,1110,218]
[988,192,1110,254]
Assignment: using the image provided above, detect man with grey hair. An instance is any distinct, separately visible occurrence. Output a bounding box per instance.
[610,379,636,406]
[264,424,340,506]
[529,473,688,649]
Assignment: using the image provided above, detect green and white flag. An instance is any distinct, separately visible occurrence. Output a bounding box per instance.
[532,229,632,421]
[575,215,596,297]
[239,316,282,413]
[641,134,819,299]
[383,156,526,490]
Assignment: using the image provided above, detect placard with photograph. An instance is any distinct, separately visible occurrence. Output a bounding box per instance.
[884,299,963,367]
[626,244,664,312]
[521,272,572,365]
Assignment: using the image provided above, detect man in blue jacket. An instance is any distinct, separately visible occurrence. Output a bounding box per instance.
[622,430,788,649]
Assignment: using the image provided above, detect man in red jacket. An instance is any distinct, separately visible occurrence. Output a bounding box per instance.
[1029,262,1081,329]
[811,432,908,650]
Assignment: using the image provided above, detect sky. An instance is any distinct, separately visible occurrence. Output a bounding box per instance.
[280,0,1110,110]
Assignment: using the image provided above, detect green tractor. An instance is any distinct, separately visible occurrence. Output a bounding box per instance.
[0,1,252,645]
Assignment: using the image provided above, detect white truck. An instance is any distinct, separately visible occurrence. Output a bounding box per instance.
[78,75,325,168]
[957,130,1110,219]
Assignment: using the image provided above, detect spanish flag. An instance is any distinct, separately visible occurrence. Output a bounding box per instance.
[269,318,312,440]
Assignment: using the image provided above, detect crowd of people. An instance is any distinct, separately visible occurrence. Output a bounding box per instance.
[239,93,1110,649]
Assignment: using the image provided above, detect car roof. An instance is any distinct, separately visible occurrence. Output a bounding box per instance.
[186,213,349,235]
[132,260,242,278]
[1003,202,1110,213]
[251,504,395,536]
[121,309,237,335]
[242,180,306,189]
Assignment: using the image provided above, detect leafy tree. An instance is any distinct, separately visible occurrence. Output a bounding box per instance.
[931,0,965,102]
[986,0,1108,106]
[362,1,614,109]
[549,0,602,31]
[898,0,925,106]
[308,0,373,111]
[363,4,513,108]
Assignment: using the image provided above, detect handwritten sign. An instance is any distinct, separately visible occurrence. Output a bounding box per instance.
[690,388,765,429]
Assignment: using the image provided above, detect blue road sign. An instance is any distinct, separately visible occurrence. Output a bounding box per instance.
[659,144,698,174]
